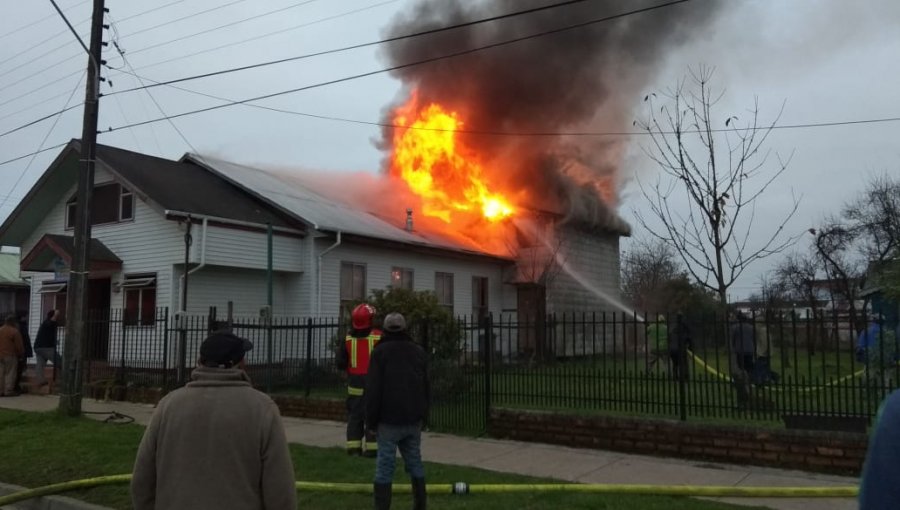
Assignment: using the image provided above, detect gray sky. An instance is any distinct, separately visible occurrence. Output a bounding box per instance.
[1,0,898,300]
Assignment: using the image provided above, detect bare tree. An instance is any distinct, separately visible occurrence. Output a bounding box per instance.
[634,66,801,311]
[774,251,821,314]
[621,238,681,312]
[811,174,900,333]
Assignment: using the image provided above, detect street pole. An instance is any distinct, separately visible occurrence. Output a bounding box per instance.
[266,223,273,393]
[58,0,106,417]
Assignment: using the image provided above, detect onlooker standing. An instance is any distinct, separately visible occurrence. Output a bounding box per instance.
[14,312,32,393]
[131,331,296,510]
[33,310,61,386]
[0,315,24,396]
[860,389,900,508]
[366,313,430,510]
[646,314,668,372]
[730,312,756,408]
[669,313,691,381]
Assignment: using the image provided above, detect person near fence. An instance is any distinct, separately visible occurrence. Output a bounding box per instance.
[0,315,25,396]
[366,312,430,510]
[131,330,296,510]
[646,314,668,372]
[336,303,382,457]
[860,388,900,509]
[669,313,691,381]
[14,312,32,393]
[33,310,61,386]
[730,312,757,408]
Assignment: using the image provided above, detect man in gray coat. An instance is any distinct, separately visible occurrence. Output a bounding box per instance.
[131,331,296,510]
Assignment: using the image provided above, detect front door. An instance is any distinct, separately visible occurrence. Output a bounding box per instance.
[86,278,111,360]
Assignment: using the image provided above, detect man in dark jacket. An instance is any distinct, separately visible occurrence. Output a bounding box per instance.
[366,312,430,510]
[860,388,900,508]
[729,312,756,408]
[669,313,691,381]
[14,312,32,393]
[33,310,60,386]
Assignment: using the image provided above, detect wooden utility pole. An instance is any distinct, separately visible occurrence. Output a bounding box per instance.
[58,0,106,416]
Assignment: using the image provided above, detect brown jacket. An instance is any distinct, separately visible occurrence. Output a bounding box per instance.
[131,367,296,510]
[0,324,23,358]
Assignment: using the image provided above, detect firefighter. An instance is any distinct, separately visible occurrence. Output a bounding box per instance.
[336,303,382,456]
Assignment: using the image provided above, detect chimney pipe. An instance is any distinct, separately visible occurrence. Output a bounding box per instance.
[405,208,413,232]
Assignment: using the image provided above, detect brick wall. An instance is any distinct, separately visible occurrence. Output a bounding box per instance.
[489,408,868,476]
[272,395,345,421]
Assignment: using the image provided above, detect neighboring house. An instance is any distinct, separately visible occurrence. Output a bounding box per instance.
[0,140,626,365]
[860,259,899,326]
[0,251,29,316]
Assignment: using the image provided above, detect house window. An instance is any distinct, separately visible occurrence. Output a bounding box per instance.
[66,183,134,229]
[435,272,454,315]
[39,280,67,326]
[472,276,489,321]
[340,262,367,315]
[391,267,414,291]
[122,274,156,326]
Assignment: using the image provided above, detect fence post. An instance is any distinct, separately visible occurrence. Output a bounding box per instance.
[118,309,126,385]
[678,337,688,421]
[305,317,313,397]
[483,314,493,431]
[162,308,170,391]
[176,314,187,387]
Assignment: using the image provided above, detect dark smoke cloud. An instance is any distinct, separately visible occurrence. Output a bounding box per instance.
[379,0,723,231]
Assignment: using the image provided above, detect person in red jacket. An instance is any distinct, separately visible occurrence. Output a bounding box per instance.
[336,303,382,456]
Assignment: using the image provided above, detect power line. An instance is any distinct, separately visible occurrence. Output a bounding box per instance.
[113,0,320,59]
[102,0,694,132]
[0,0,89,41]
[0,143,68,168]
[127,0,400,74]
[0,85,82,123]
[0,103,83,139]
[0,72,85,212]
[106,0,601,97]
[116,0,186,24]
[0,68,84,111]
[117,0,251,40]
[114,67,900,138]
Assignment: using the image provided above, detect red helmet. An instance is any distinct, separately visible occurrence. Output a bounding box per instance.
[351,303,377,330]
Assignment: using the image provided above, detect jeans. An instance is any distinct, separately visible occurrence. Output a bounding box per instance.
[35,348,60,385]
[374,422,424,484]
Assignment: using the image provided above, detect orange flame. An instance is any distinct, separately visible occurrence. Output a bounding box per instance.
[389,95,514,225]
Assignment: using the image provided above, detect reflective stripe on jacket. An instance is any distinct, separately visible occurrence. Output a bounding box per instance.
[345,331,381,376]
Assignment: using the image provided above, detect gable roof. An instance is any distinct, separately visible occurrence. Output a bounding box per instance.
[21,234,122,272]
[0,141,303,246]
[185,154,514,260]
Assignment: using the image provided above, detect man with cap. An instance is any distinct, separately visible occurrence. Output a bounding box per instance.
[366,312,430,510]
[131,331,296,510]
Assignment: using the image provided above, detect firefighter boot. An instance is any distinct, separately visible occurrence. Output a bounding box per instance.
[374,483,392,510]
[411,477,426,510]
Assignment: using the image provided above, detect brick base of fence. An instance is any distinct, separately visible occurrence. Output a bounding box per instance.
[489,408,868,476]
[271,395,345,421]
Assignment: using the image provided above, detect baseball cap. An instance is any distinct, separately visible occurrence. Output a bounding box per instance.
[200,331,253,368]
[383,312,407,332]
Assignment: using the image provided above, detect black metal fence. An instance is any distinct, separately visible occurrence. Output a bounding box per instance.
[65,307,899,433]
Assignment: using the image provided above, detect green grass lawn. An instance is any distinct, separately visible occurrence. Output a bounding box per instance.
[0,409,761,510]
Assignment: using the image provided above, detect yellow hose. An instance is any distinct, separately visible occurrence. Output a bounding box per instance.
[0,475,858,506]
[687,350,866,393]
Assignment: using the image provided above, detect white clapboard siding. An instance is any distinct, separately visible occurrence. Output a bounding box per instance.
[182,266,299,316]
[317,239,511,319]
[201,225,304,272]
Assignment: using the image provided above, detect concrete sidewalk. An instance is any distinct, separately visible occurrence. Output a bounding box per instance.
[0,395,858,510]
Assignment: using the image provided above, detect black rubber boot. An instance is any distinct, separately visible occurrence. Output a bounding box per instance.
[411,477,426,510]
[374,483,392,510]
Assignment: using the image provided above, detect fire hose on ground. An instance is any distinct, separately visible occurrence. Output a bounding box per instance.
[0,474,859,506]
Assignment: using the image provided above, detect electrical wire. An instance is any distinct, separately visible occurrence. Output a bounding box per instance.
[0,72,85,213]
[115,0,320,59]
[116,0,251,41]
[0,0,89,41]
[116,0,186,24]
[0,103,83,139]
[102,0,687,136]
[107,0,600,97]
[128,0,401,74]
[109,68,900,138]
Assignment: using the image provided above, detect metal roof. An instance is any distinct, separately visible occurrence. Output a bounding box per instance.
[0,253,26,287]
[187,155,511,260]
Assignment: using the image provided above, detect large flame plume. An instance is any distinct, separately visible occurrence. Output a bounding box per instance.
[389,92,515,225]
